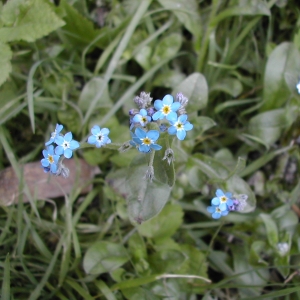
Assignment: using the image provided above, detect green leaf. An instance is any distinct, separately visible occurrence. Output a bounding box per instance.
[173,73,208,111]
[126,155,172,224]
[83,241,129,275]
[0,42,12,87]
[151,33,182,65]
[210,77,243,97]
[157,0,201,37]
[249,241,268,266]
[1,254,10,300]
[0,0,65,42]
[122,287,160,300]
[153,70,186,88]
[78,77,112,113]
[259,213,279,247]
[248,108,292,146]
[261,42,300,111]
[138,203,183,239]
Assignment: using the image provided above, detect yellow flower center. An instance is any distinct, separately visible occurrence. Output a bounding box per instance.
[220,196,227,203]
[176,122,183,130]
[48,155,54,164]
[142,137,152,145]
[141,116,147,123]
[162,105,171,115]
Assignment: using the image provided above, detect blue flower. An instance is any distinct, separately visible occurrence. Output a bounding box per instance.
[45,124,63,146]
[168,114,193,140]
[207,205,229,219]
[88,125,111,148]
[152,94,180,121]
[211,189,233,211]
[55,132,80,158]
[132,109,151,127]
[41,145,60,174]
[133,127,162,153]
[296,80,300,94]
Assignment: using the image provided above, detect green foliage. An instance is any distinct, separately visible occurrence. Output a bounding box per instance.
[1,0,300,299]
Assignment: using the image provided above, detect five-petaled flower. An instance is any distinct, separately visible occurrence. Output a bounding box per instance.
[207,205,229,219]
[211,189,233,211]
[45,123,63,146]
[132,127,162,153]
[132,109,151,127]
[168,114,193,140]
[41,145,60,174]
[152,94,180,121]
[55,132,80,158]
[88,125,111,148]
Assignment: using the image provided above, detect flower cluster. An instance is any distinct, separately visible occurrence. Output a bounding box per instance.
[41,124,80,176]
[128,92,193,153]
[207,189,247,219]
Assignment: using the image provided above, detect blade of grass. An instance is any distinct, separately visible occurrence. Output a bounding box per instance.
[95,280,117,300]
[65,279,94,300]
[1,254,10,300]
[82,0,152,125]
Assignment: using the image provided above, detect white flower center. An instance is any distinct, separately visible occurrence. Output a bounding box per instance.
[62,141,70,149]
[142,137,152,145]
[162,105,171,115]
[175,121,184,130]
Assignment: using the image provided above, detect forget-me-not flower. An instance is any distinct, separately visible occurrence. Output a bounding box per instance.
[41,145,60,174]
[152,94,180,121]
[88,125,111,148]
[211,189,234,211]
[132,109,151,127]
[55,132,80,158]
[45,124,63,146]
[207,205,229,219]
[133,127,162,153]
[296,80,300,94]
[168,114,193,140]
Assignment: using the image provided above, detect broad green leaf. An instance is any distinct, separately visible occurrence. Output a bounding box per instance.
[225,157,246,180]
[210,77,243,97]
[83,241,129,275]
[122,287,159,300]
[151,33,182,65]
[135,45,152,70]
[188,116,216,139]
[249,241,268,266]
[248,108,292,146]
[173,73,208,111]
[225,175,256,213]
[157,0,201,37]
[153,70,186,88]
[0,0,65,42]
[149,249,185,273]
[138,203,183,239]
[78,77,112,113]
[261,42,300,111]
[260,213,279,247]
[126,155,172,224]
[0,42,12,87]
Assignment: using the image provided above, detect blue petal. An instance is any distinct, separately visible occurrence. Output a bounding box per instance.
[140,109,147,116]
[154,100,163,110]
[88,135,97,144]
[147,130,159,141]
[41,159,49,167]
[184,122,193,131]
[64,148,73,158]
[150,144,162,150]
[101,128,110,135]
[225,192,232,198]
[178,114,187,123]
[133,137,141,144]
[219,203,227,211]
[139,144,150,153]
[162,94,173,105]
[45,139,53,146]
[133,114,141,122]
[50,163,57,173]
[64,132,73,142]
[91,125,101,135]
[216,189,224,197]
[55,146,64,155]
[95,141,104,148]
[135,127,146,139]
[70,140,80,150]
[212,212,221,219]
[168,126,177,135]
[53,155,60,163]
[47,145,55,154]
[55,136,64,146]
[42,149,48,158]
[177,130,186,140]
[207,206,215,213]
[221,210,229,216]
[171,101,180,111]
[166,111,178,121]
[211,197,220,205]
[56,124,63,132]
[152,111,163,120]
[227,199,233,206]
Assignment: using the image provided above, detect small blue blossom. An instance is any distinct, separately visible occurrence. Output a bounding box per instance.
[207,205,229,219]
[168,114,193,140]
[45,124,63,146]
[132,109,151,127]
[211,189,234,211]
[152,94,180,121]
[41,145,60,174]
[55,132,80,158]
[133,127,162,153]
[129,131,138,148]
[88,125,111,148]
[296,80,300,94]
